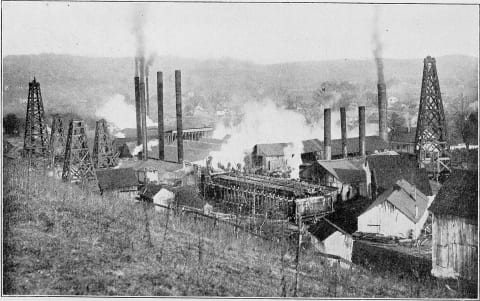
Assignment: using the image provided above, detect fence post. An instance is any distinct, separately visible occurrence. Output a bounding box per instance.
[293,215,302,297]
[158,203,171,262]
[198,237,204,264]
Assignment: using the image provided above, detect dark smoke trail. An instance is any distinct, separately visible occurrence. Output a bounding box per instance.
[132,7,147,76]
[373,7,384,84]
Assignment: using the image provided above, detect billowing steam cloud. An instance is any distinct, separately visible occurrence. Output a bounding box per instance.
[209,100,379,178]
[209,100,318,178]
[96,94,156,132]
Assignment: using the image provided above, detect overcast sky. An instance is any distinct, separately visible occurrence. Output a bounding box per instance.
[2,2,479,64]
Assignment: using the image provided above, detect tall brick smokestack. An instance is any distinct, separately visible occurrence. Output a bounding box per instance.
[146,76,150,117]
[175,70,184,164]
[324,108,331,160]
[340,107,347,158]
[378,82,387,141]
[139,59,148,160]
[134,76,142,146]
[373,8,388,142]
[157,71,164,160]
[359,106,366,157]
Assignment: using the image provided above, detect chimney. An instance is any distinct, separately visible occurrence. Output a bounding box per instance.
[378,82,387,141]
[359,106,366,156]
[139,59,148,161]
[157,71,164,160]
[175,70,184,164]
[134,77,142,146]
[324,108,331,160]
[340,107,347,158]
[146,76,150,117]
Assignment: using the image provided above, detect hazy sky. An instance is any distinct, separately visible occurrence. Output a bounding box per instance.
[2,2,479,64]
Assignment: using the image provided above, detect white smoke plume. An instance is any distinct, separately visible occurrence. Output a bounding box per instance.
[209,99,321,178]
[96,94,156,130]
[132,139,159,156]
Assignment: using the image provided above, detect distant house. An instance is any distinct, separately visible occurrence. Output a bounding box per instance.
[357,179,431,239]
[309,196,373,267]
[429,169,478,281]
[299,158,368,201]
[389,126,416,154]
[96,168,138,197]
[139,184,175,212]
[251,139,323,172]
[121,159,184,185]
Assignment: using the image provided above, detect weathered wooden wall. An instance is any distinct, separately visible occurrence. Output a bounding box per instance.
[431,214,478,281]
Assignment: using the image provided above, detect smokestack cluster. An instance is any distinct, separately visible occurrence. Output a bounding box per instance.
[175,70,184,164]
[323,108,331,160]
[340,107,347,158]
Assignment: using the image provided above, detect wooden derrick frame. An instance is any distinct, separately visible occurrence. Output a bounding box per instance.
[414,56,449,157]
[23,78,49,157]
[92,119,119,169]
[62,120,99,190]
[414,56,451,180]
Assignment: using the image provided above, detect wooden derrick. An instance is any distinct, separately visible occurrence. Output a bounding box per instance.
[92,119,119,169]
[62,120,99,190]
[23,78,49,157]
[414,56,451,179]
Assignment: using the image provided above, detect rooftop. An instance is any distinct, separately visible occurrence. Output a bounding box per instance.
[365,179,429,223]
[309,196,374,241]
[429,169,478,221]
[366,154,432,196]
[389,126,417,143]
[327,135,389,157]
[253,139,323,157]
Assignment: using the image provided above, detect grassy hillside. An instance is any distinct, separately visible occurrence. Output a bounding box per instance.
[2,158,467,297]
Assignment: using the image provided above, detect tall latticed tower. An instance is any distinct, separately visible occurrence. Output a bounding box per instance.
[62,120,98,189]
[23,78,49,156]
[49,115,66,166]
[414,56,449,157]
[92,119,119,169]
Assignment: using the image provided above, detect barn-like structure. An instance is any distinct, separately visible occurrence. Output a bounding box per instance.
[429,169,478,281]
